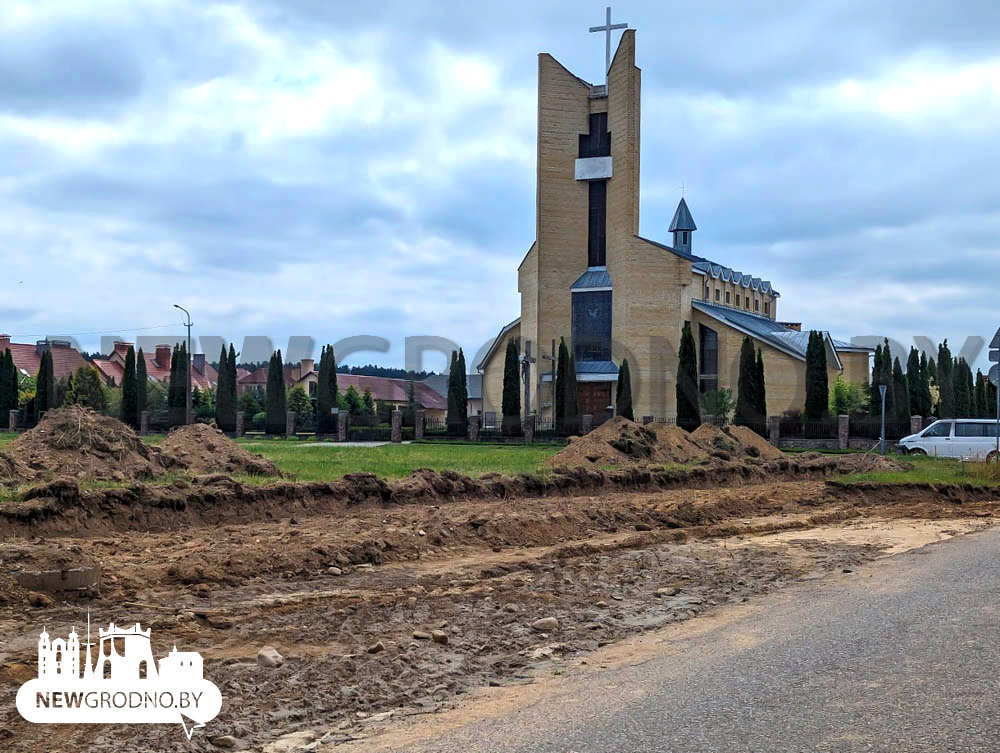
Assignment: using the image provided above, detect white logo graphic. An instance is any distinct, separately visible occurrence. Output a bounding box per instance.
[16,616,221,739]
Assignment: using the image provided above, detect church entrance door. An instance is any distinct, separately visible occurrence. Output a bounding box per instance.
[579,382,613,424]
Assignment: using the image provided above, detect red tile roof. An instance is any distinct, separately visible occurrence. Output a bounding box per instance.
[335,374,446,410]
[93,342,217,389]
[0,337,88,380]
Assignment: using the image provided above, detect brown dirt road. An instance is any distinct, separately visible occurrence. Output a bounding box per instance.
[0,477,997,753]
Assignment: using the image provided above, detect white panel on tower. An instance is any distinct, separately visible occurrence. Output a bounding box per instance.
[575,156,613,180]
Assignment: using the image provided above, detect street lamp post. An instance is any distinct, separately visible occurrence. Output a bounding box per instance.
[174,304,193,425]
[879,384,887,456]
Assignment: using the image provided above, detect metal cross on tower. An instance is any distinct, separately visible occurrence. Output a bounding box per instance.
[589,6,628,86]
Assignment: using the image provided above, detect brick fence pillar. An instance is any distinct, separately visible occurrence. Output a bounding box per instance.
[140,411,150,436]
[522,415,535,444]
[235,411,245,438]
[286,411,295,437]
[468,415,481,442]
[337,411,348,442]
[8,410,17,432]
[838,414,849,450]
[910,415,923,436]
[414,410,425,440]
[769,415,781,447]
[581,414,593,435]
[391,410,403,443]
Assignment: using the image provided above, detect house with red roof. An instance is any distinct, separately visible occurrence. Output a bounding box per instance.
[93,341,218,390]
[0,335,88,380]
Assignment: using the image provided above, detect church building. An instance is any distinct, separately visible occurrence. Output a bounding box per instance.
[477,24,870,423]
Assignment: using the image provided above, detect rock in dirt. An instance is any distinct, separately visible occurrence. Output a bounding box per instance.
[367,641,385,654]
[211,735,242,749]
[531,617,560,632]
[412,630,431,640]
[257,646,284,668]
[261,730,319,753]
[27,591,54,607]
[431,629,449,645]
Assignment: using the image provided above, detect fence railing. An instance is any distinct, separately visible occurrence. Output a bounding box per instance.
[848,417,912,440]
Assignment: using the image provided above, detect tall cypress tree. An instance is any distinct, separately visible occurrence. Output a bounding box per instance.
[216,344,238,432]
[914,350,932,417]
[676,322,700,431]
[734,336,757,425]
[891,357,909,423]
[563,353,579,435]
[136,348,148,425]
[804,330,829,422]
[0,349,15,414]
[121,345,138,428]
[36,349,55,416]
[953,358,972,418]
[937,340,954,417]
[906,347,922,418]
[446,350,464,435]
[265,350,286,434]
[456,348,469,433]
[975,370,987,418]
[754,348,767,420]
[615,358,633,421]
[316,345,339,434]
[555,338,568,432]
[501,339,521,435]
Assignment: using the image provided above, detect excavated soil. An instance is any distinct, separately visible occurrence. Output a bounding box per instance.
[0,477,996,753]
[549,418,787,468]
[0,408,278,485]
[0,406,165,483]
[158,424,280,477]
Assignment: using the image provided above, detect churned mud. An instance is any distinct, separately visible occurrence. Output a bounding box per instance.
[0,472,997,753]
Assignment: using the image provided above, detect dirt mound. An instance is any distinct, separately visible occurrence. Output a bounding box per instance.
[0,406,165,483]
[548,417,683,467]
[649,424,707,463]
[159,424,280,477]
[831,453,909,474]
[724,425,784,461]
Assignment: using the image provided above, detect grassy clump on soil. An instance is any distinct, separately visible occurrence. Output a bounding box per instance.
[233,439,560,481]
[0,433,14,450]
[831,454,1000,486]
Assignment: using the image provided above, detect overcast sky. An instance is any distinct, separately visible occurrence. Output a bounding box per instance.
[2,0,998,372]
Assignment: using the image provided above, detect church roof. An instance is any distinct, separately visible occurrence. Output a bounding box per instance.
[570,268,613,291]
[692,261,778,296]
[692,301,851,367]
[668,197,697,232]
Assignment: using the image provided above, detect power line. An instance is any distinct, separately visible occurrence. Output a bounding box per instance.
[6,323,179,339]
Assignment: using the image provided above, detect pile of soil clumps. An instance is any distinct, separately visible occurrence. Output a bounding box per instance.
[549,417,785,468]
[0,406,164,483]
[159,424,280,477]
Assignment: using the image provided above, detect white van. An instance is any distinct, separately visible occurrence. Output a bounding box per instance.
[898,419,1000,460]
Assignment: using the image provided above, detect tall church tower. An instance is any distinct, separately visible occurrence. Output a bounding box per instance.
[519,27,641,418]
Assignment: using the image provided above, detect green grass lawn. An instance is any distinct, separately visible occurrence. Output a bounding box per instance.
[0,432,14,450]
[832,454,1000,487]
[233,439,562,481]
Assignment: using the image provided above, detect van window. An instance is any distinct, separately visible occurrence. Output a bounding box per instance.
[923,422,952,438]
[955,422,1000,437]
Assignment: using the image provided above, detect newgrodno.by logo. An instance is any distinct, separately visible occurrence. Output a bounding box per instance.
[15,617,221,740]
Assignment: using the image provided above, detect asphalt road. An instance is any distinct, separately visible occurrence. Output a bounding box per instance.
[366,528,1000,753]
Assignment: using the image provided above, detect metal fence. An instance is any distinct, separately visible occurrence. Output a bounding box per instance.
[848,417,912,440]
[778,418,839,439]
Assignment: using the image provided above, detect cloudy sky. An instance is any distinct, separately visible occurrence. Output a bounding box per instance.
[2,0,998,372]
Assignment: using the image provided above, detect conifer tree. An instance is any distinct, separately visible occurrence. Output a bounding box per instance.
[0,350,16,414]
[36,349,55,417]
[446,350,467,435]
[316,345,340,434]
[136,348,148,425]
[344,385,363,415]
[362,387,375,415]
[804,330,829,422]
[975,370,987,418]
[676,322,700,431]
[615,358,633,421]
[891,357,908,423]
[937,340,954,417]
[456,348,469,431]
[735,336,757,425]
[501,339,521,435]
[555,339,568,432]
[121,345,138,427]
[216,344,238,432]
[563,353,579,435]
[265,350,287,434]
[906,347,922,418]
[754,348,767,420]
[953,358,972,418]
[914,350,932,417]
